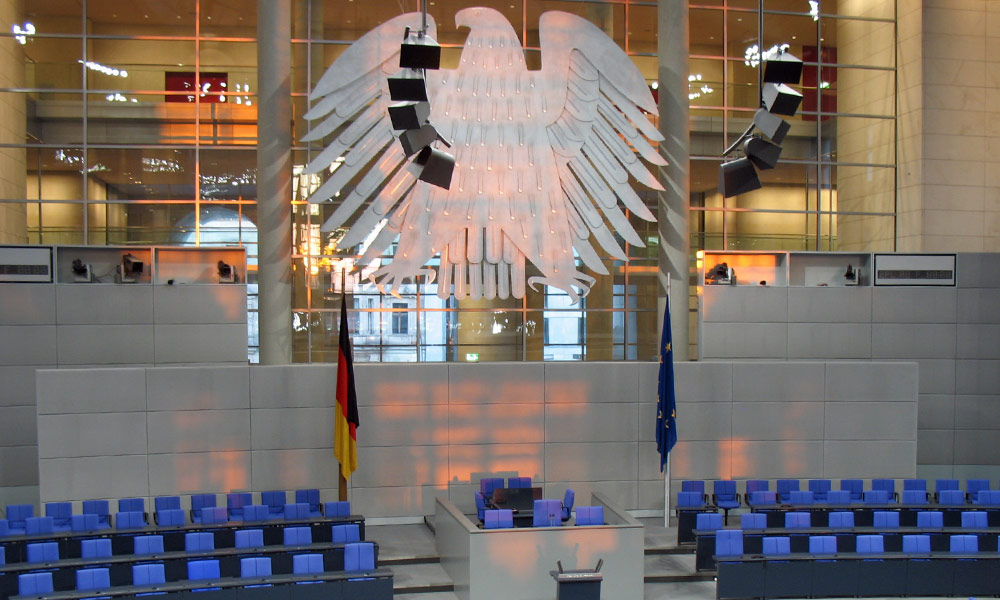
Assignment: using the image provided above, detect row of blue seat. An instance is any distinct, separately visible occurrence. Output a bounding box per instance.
[4,525,362,567]
[474,489,575,524]
[16,543,377,596]
[715,530,995,557]
[1,498,351,537]
[479,477,532,497]
[697,510,992,532]
[481,505,605,530]
[734,488,1000,507]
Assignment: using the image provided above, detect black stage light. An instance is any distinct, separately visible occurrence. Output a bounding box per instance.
[718,157,762,198]
[388,70,428,102]
[399,124,439,156]
[71,258,92,283]
[753,108,790,145]
[217,260,236,283]
[743,136,782,170]
[763,52,803,85]
[120,254,143,283]
[763,83,803,117]
[389,101,430,131]
[413,146,455,189]
[399,31,442,70]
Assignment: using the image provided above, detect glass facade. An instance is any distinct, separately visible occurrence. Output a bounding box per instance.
[1,0,895,363]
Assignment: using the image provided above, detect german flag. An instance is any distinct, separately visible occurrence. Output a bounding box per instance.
[335,292,359,481]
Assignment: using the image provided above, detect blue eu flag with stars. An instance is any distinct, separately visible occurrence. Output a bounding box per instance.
[656,299,677,472]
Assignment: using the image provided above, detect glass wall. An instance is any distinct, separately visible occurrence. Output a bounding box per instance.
[0,0,895,363]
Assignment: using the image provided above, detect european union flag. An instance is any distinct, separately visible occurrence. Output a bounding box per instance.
[656,299,677,472]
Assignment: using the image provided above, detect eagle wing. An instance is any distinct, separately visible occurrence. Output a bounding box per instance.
[303,12,438,260]
[533,11,665,285]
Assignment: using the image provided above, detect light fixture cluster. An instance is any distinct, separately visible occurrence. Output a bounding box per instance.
[12,22,34,45]
[687,73,714,101]
[719,48,803,198]
[387,27,454,190]
[79,60,128,78]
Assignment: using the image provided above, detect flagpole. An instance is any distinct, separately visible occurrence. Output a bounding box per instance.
[663,273,671,529]
[338,267,349,502]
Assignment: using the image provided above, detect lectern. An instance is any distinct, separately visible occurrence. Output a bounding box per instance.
[549,560,603,600]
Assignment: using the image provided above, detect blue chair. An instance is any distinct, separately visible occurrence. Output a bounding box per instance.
[156,508,185,526]
[676,491,706,508]
[0,519,8,537]
[712,480,740,524]
[119,498,146,520]
[974,489,1000,506]
[474,491,486,523]
[937,489,965,505]
[132,563,166,587]
[776,479,799,503]
[154,496,181,525]
[763,536,790,555]
[185,531,215,552]
[293,553,324,576]
[324,501,351,517]
[235,529,264,548]
[6,504,33,535]
[81,538,112,559]
[872,511,899,529]
[116,510,146,529]
[27,542,59,563]
[903,534,930,553]
[740,513,767,529]
[0,547,4,565]
[935,479,959,502]
[190,494,217,523]
[294,489,323,517]
[745,480,769,495]
[82,500,112,529]
[199,506,228,524]
[863,490,889,505]
[681,480,706,502]
[561,489,575,521]
[508,477,531,488]
[825,490,851,505]
[76,567,111,592]
[260,491,287,519]
[187,559,221,591]
[241,504,269,522]
[784,512,810,529]
[828,511,854,529]
[283,526,312,546]
[226,492,253,521]
[871,479,897,502]
[44,502,73,532]
[901,489,928,504]
[71,513,100,532]
[575,506,604,526]
[240,556,272,585]
[532,499,562,527]
[961,511,987,528]
[283,502,310,520]
[809,535,837,554]
[856,534,884,554]
[134,535,164,555]
[18,572,54,596]
[332,523,361,543]
[25,516,54,535]
[916,511,944,528]
[808,479,831,502]
[715,529,743,556]
[748,491,776,507]
[788,490,814,505]
[903,479,926,492]
[967,479,991,502]
[840,479,863,502]
[479,478,503,498]
[696,512,723,531]
[484,509,514,529]
[344,542,376,571]
[950,534,978,553]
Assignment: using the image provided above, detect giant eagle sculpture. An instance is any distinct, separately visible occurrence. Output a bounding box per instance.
[303,7,664,302]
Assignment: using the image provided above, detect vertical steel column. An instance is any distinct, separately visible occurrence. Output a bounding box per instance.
[257,0,294,364]
[657,0,690,361]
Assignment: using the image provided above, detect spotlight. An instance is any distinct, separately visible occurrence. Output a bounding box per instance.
[753,108,790,145]
[763,51,803,85]
[707,262,735,285]
[412,146,455,190]
[388,101,430,131]
[718,157,761,198]
[399,123,439,156]
[743,136,782,170]
[763,83,803,117]
[71,258,92,283]
[845,264,860,286]
[119,254,143,283]
[388,69,429,102]
[217,260,237,284]
[399,29,441,70]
